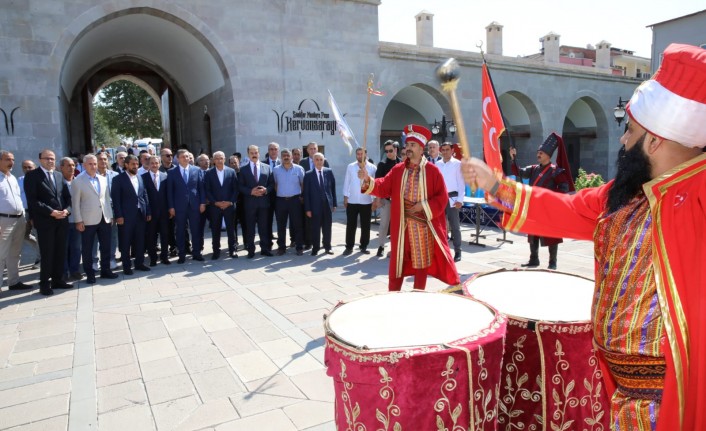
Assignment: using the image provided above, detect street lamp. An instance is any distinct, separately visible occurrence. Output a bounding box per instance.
[431,115,456,141]
[613,96,630,126]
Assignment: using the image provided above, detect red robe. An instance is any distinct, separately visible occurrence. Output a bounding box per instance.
[492,153,706,431]
[364,158,460,287]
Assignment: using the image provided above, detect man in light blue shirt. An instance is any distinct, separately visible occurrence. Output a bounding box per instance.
[272,148,305,255]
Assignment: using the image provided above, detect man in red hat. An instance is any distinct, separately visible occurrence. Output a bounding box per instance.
[461,43,706,431]
[358,124,459,291]
[509,132,573,269]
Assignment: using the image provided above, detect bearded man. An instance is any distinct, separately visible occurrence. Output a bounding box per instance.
[358,124,459,291]
[461,43,706,431]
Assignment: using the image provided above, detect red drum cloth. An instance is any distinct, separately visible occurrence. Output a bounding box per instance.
[324,291,507,431]
[463,269,611,431]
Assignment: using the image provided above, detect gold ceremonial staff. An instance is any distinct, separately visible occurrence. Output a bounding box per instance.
[436,58,476,191]
[361,73,375,170]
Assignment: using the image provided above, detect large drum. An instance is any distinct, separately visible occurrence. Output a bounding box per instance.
[324,291,507,431]
[463,269,610,431]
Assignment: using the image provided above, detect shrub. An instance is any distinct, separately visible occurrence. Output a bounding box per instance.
[574,168,605,191]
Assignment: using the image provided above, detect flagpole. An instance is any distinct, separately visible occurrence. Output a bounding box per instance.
[361,73,374,168]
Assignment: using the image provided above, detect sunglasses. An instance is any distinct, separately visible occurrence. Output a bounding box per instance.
[385,149,395,153]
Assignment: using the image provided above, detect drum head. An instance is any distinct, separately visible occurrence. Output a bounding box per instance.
[326,291,495,349]
[465,270,594,322]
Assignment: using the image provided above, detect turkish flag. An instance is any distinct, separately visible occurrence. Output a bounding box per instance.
[481,63,505,173]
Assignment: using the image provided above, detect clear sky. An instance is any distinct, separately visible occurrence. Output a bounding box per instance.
[378,0,704,59]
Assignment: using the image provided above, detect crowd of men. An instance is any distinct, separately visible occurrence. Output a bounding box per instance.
[1,137,468,296]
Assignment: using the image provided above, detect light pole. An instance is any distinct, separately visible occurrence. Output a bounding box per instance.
[613,96,630,126]
[431,115,457,141]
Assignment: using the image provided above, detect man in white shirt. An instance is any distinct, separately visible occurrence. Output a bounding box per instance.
[18,159,40,267]
[0,150,31,290]
[437,142,465,262]
[342,148,376,255]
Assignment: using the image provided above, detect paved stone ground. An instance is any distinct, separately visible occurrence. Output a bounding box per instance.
[0,212,594,430]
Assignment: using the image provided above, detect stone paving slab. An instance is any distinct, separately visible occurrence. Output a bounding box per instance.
[0,214,594,430]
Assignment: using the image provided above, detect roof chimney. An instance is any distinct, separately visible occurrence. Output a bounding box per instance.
[596,40,612,70]
[486,22,503,55]
[415,11,434,47]
[540,32,561,64]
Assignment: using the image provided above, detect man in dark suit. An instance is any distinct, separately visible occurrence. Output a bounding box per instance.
[111,154,151,274]
[262,142,281,248]
[205,151,238,259]
[167,149,206,263]
[298,142,329,250]
[238,145,274,258]
[303,152,337,256]
[142,155,170,266]
[23,149,73,295]
[158,147,181,257]
[298,141,330,172]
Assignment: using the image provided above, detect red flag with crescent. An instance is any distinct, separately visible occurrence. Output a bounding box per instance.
[481,63,505,172]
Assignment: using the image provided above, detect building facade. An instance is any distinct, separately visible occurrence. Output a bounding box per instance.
[0,0,645,198]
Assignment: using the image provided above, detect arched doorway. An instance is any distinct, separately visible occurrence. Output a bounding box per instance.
[562,96,609,177]
[380,84,449,162]
[497,91,543,175]
[57,5,235,156]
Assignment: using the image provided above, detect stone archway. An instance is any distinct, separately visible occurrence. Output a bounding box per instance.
[498,91,543,175]
[562,95,609,177]
[380,83,449,161]
[54,2,236,155]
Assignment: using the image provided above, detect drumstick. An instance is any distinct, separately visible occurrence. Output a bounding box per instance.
[436,58,471,159]
[436,58,476,192]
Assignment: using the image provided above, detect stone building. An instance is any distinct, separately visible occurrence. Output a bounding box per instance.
[0,0,645,197]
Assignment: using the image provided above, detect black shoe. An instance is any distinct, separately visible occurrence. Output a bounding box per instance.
[548,263,557,270]
[311,249,319,256]
[149,260,157,267]
[101,271,119,279]
[86,275,97,284]
[161,258,171,265]
[342,248,353,256]
[177,257,186,264]
[304,245,312,251]
[377,246,384,257]
[261,250,274,257]
[39,287,54,296]
[52,281,73,289]
[521,261,540,268]
[192,255,204,262]
[324,249,334,255]
[360,248,370,255]
[123,268,134,275]
[229,250,238,258]
[8,282,32,290]
[247,252,255,259]
[276,248,286,256]
[454,251,462,262]
[135,264,151,271]
[169,249,178,257]
[212,251,221,260]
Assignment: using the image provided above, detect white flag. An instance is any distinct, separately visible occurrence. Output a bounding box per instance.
[328,90,359,155]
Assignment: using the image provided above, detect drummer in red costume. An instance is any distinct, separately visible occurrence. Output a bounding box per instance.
[358,124,460,291]
[461,43,706,431]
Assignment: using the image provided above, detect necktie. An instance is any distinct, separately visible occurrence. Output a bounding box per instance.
[253,164,258,182]
[47,171,56,190]
[182,168,187,183]
[153,173,159,190]
[318,170,324,189]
